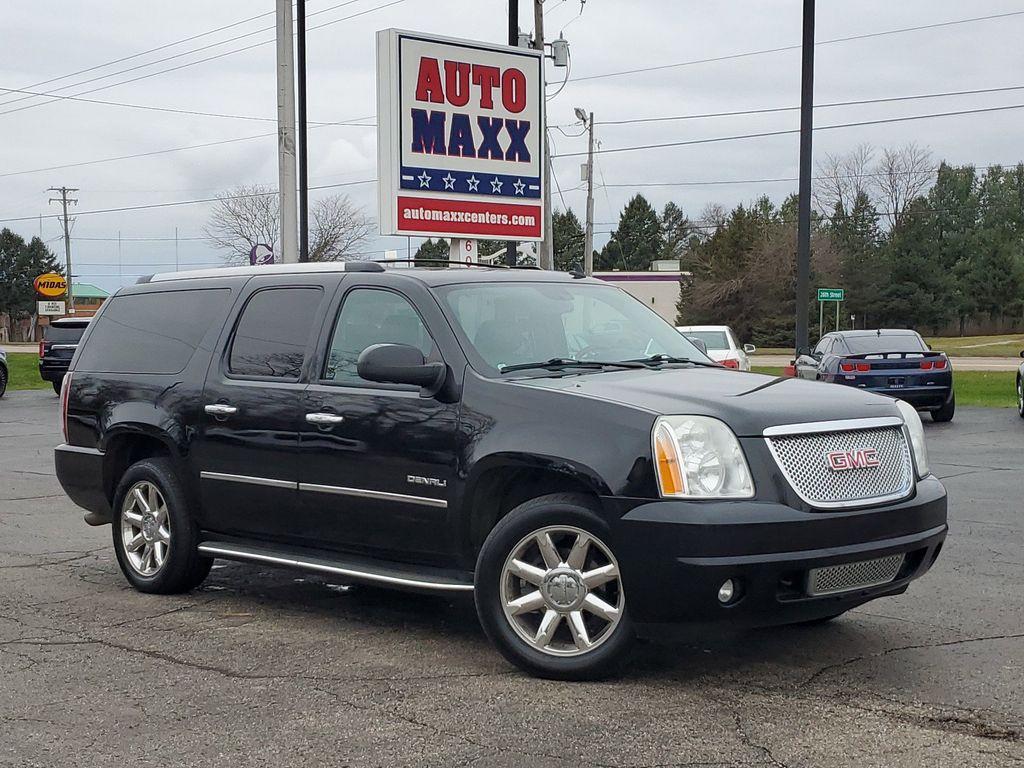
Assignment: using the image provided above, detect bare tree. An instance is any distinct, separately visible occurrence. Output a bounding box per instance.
[205,184,279,265]
[872,143,934,229]
[309,195,373,261]
[206,185,373,264]
[814,143,874,215]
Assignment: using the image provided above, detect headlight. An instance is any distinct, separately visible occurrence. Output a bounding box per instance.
[652,416,755,498]
[896,400,930,478]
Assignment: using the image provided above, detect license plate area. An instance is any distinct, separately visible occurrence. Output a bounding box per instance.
[888,377,905,388]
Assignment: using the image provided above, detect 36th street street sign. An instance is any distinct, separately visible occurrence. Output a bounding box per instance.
[817,288,845,302]
[376,29,545,241]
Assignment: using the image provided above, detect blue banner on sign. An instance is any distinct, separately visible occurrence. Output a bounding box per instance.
[400,166,541,199]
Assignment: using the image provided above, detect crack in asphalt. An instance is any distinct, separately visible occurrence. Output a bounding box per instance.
[731,711,791,768]
[801,631,1024,692]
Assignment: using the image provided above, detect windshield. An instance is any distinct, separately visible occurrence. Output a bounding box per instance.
[684,330,730,350]
[43,324,87,343]
[436,281,710,374]
[843,333,926,354]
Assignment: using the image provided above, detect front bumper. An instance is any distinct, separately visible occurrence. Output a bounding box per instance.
[605,476,947,634]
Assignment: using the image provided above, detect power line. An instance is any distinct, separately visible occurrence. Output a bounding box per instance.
[0,179,376,224]
[0,7,279,107]
[0,0,406,118]
[0,116,373,180]
[0,85,376,125]
[569,10,1024,84]
[595,84,1024,126]
[552,102,1024,159]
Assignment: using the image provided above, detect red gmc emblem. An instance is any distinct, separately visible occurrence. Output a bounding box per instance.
[826,448,881,471]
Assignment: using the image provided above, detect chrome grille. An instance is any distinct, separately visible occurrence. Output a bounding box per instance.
[766,423,913,508]
[807,553,905,596]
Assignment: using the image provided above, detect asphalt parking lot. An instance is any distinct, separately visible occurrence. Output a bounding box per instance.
[1,390,1022,768]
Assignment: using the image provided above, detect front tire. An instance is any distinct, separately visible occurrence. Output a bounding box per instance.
[475,493,634,680]
[931,392,955,422]
[0,365,7,398]
[1017,376,1023,419]
[112,458,212,594]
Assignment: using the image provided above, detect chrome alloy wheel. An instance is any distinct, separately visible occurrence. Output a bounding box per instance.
[499,525,624,657]
[120,481,170,577]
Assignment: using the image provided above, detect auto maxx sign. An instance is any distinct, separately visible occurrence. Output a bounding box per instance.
[377,29,544,241]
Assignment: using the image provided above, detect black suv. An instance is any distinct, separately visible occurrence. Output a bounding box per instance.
[55,263,947,679]
[39,317,91,393]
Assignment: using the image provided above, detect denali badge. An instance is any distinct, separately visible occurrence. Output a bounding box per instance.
[407,475,447,488]
[826,448,880,471]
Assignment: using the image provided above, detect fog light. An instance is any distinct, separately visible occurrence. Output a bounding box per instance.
[718,579,735,604]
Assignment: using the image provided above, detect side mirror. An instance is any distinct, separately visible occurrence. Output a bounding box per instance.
[357,343,446,394]
[743,343,756,354]
[686,336,708,356]
[795,346,813,358]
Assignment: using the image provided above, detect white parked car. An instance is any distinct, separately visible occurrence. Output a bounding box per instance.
[676,325,755,370]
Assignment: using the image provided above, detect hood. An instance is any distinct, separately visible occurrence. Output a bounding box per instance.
[516,367,900,437]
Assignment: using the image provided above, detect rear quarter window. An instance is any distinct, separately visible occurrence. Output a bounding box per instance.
[75,288,229,374]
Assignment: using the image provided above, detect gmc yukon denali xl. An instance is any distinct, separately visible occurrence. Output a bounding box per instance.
[55,262,947,679]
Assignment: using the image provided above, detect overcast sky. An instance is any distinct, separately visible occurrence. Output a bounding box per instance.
[3,0,1023,292]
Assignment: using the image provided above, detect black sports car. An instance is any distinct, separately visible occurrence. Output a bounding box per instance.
[797,329,955,422]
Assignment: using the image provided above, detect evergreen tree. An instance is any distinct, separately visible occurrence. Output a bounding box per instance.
[659,201,693,266]
[595,194,664,271]
[552,209,585,272]
[413,238,449,266]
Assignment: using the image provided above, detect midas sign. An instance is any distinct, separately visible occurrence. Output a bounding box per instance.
[377,29,544,241]
[34,272,67,297]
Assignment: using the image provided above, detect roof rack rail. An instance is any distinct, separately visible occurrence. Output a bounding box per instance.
[373,259,542,270]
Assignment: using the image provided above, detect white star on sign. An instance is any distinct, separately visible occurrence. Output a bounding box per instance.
[490,177,503,193]
[442,173,456,190]
[512,178,526,196]
[417,171,432,188]
[466,175,480,191]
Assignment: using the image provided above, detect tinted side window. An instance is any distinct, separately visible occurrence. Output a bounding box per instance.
[228,287,322,379]
[323,289,435,385]
[76,289,228,374]
[44,325,87,343]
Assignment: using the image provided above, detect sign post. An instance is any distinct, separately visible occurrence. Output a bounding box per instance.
[816,287,845,334]
[376,29,545,245]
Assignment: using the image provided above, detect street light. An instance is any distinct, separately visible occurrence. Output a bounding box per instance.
[574,107,587,123]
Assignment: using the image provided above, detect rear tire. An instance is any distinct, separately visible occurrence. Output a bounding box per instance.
[0,365,7,398]
[111,458,212,594]
[1017,376,1023,419]
[475,493,634,680]
[52,379,62,395]
[931,392,955,423]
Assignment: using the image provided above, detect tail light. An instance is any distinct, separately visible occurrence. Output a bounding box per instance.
[721,358,740,369]
[934,358,947,369]
[921,358,948,370]
[59,373,72,443]
[856,363,871,372]
[39,340,45,358]
[840,361,871,372]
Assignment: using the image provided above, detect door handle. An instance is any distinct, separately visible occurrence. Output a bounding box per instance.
[204,403,238,417]
[305,412,345,426]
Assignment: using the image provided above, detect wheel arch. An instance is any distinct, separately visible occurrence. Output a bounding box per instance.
[100,426,180,507]
[460,454,611,561]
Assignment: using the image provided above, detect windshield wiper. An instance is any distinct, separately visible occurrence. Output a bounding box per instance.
[623,354,723,369]
[499,357,647,374]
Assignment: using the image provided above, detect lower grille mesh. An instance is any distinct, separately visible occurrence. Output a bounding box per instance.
[807,553,905,596]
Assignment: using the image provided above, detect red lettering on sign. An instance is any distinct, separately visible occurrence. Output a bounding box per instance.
[470,64,501,109]
[415,57,444,103]
[501,68,527,113]
[444,60,471,107]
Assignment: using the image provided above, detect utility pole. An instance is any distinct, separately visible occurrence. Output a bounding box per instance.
[47,186,78,315]
[534,0,554,270]
[794,0,815,353]
[504,0,520,267]
[582,110,595,275]
[296,0,309,263]
[276,0,299,264]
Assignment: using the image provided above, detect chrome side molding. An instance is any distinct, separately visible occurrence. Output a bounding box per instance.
[197,543,474,592]
[299,483,447,509]
[199,471,296,490]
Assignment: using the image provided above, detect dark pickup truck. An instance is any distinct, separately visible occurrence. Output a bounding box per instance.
[55,263,946,679]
